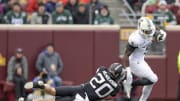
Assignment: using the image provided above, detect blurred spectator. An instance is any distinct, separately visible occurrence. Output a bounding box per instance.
[80,0,90,4]
[94,5,114,25]
[127,0,137,10]
[87,0,103,24]
[0,1,5,14]
[4,2,28,24]
[0,0,8,3]
[128,0,147,12]
[52,2,73,24]
[177,50,180,101]
[26,0,39,14]
[7,48,28,101]
[153,0,176,26]
[165,0,175,4]
[45,0,58,13]
[74,3,89,24]
[176,8,180,24]
[19,0,27,10]
[65,0,79,19]
[27,71,55,101]
[36,43,63,87]
[141,0,158,15]
[4,0,18,14]
[169,4,179,15]
[31,3,52,24]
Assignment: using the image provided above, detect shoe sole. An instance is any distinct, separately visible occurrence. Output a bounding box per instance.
[24,82,33,89]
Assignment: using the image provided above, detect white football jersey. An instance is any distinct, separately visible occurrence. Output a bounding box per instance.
[128,29,155,61]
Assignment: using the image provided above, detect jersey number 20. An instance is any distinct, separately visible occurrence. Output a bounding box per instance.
[90,73,114,98]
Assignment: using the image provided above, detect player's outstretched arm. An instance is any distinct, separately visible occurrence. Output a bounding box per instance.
[24,81,56,96]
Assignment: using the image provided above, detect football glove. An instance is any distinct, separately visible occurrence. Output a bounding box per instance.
[156,29,167,42]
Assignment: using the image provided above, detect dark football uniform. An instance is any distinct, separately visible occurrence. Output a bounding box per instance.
[55,66,122,101]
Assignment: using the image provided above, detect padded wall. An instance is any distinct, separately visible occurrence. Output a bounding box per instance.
[8,30,53,80]
[166,31,180,98]
[0,30,8,80]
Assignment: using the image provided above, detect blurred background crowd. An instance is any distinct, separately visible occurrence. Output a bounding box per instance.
[0,0,114,25]
[0,0,179,27]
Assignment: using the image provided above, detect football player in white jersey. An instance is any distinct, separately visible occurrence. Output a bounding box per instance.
[123,17,167,101]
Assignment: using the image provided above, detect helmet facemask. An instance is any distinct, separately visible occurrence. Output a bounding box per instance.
[138,17,154,39]
[108,63,124,81]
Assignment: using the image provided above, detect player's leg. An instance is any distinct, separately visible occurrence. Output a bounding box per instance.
[130,61,158,101]
[130,61,158,85]
[25,81,82,96]
[55,85,83,97]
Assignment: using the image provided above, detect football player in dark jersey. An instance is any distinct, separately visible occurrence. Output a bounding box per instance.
[24,63,127,101]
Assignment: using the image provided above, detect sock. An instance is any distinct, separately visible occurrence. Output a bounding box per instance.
[132,78,153,87]
[139,85,154,101]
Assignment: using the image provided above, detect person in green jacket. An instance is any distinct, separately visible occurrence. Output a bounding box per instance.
[4,2,28,24]
[52,2,73,24]
[153,1,176,27]
[177,50,180,101]
[94,5,114,25]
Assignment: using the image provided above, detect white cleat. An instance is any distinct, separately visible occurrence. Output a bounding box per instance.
[123,80,132,99]
[24,82,33,89]
[18,97,24,101]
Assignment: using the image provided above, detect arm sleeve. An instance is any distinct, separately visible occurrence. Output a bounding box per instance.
[30,13,36,24]
[7,57,14,81]
[48,14,52,24]
[22,57,28,80]
[178,51,180,74]
[36,53,44,72]
[56,53,63,74]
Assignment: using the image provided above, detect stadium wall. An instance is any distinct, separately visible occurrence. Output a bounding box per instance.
[0,25,179,100]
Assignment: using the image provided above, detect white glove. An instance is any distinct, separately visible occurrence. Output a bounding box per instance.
[156,29,167,42]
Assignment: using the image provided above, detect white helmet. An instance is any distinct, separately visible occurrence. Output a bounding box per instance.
[138,17,155,38]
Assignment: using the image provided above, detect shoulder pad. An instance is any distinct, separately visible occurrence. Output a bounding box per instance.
[128,33,140,47]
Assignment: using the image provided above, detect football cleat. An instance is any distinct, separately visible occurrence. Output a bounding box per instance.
[24,81,45,89]
[24,82,33,89]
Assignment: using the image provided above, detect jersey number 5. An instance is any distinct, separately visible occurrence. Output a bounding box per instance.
[90,73,114,98]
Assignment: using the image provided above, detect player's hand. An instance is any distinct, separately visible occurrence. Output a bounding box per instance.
[24,81,45,89]
[156,30,166,42]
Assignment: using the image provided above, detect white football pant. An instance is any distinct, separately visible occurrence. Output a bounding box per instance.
[130,60,158,101]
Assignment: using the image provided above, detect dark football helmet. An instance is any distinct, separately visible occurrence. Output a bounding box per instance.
[108,63,124,81]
